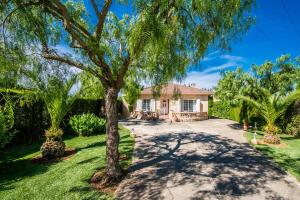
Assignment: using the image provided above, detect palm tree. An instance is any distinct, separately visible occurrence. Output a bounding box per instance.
[22,63,81,158]
[239,88,300,144]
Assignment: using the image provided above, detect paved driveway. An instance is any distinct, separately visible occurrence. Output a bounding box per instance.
[116,119,300,200]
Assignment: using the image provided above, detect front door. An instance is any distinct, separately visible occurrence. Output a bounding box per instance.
[160,100,169,115]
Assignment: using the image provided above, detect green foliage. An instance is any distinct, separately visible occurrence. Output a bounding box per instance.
[69,114,106,136]
[79,72,105,100]
[44,128,63,140]
[286,115,300,136]
[208,96,213,117]
[215,55,300,130]
[252,54,300,95]
[215,68,256,106]
[122,78,141,112]
[264,123,282,135]
[212,101,241,122]
[239,89,300,134]
[0,98,16,148]
[21,63,82,136]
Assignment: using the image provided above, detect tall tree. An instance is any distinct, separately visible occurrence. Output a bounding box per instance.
[252,54,300,95]
[1,0,255,183]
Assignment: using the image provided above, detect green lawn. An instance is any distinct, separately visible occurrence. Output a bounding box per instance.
[0,126,134,200]
[245,131,300,181]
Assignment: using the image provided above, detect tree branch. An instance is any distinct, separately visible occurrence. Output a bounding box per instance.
[90,0,100,17]
[41,48,110,88]
[116,54,131,89]
[95,0,112,40]
[46,1,114,87]
[2,1,44,44]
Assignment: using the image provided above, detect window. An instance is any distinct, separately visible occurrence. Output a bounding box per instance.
[142,99,151,111]
[182,100,196,112]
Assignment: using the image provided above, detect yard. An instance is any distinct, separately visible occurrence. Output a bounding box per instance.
[0,126,134,200]
[245,131,300,181]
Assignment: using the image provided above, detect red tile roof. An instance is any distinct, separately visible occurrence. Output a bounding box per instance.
[140,83,214,95]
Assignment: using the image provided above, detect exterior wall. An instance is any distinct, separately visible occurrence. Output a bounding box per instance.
[135,94,210,113]
[199,95,209,112]
[169,99,177,113]
[156,99,160,112]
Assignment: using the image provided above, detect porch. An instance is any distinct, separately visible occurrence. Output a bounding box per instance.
[130,110,208,122]
[171,112,208,122]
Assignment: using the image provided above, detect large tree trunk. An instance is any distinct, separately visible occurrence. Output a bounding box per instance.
[104,87,123,182]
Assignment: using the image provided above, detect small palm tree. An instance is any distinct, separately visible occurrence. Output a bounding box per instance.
[22,63,81,158]
[239,88,300,144]
[42,75,79,133]
[39,74,80,158]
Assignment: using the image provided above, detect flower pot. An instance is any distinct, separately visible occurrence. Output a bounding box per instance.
[243,122,249,131]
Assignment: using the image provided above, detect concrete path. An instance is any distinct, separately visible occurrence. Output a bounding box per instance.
[116,119,300,200]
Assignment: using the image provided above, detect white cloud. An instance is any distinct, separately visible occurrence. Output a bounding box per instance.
[181,53,245,89]
[178,71,221,89]
[200,61,238,74]
[219,54,246,62]
[202,50,220,62]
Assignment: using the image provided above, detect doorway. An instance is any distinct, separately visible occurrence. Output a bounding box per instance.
[160,99,169,115]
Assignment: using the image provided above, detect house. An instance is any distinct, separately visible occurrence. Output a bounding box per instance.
[132,83,214,121]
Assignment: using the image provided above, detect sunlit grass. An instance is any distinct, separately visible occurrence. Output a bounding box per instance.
[0,126,134,200]
[245,131,300,181]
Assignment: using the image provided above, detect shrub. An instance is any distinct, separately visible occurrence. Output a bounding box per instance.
[0,100,17,148]
[212,101,241,122]
[69,113,106,136]
[41,128,65,159]
[45,127,63,139]
[263,134,281,144]
[286,115,300,136]
[41,139,65,159]
[263,124,281,144]
[264,124,281,135]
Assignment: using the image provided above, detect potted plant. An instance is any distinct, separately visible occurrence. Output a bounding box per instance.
[243,119,249,131]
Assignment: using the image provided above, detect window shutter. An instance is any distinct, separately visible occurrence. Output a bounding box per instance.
[150,99,155,112]
[177,99,182,112]
[196,99,200,112]
[136,99,142,111]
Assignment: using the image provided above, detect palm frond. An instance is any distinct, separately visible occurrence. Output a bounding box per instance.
[238,95,262,110]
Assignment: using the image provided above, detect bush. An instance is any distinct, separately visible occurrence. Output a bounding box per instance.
[263,134,281,144]
[41,128,65,159]
[263,124,281,144]
[0,100,17,148]
[40,139,66,159]
[212,101,241,122]
[286,115,300,136]
[69,113,106,136]
[45,127,63,139]
[264,124,281,135]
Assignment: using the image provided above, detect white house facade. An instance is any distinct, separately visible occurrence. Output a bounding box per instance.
[133,83,213,121]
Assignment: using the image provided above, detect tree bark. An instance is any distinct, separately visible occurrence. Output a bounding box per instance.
[104,87,123,181]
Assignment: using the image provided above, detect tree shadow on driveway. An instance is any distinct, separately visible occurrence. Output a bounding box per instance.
[116,130,300,200]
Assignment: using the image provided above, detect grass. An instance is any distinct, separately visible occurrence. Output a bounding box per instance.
[245,131,300,181]
[0,126,134,200]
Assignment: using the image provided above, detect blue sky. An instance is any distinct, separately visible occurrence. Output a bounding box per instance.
[81,0,300,89]
[182,0,300,89]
